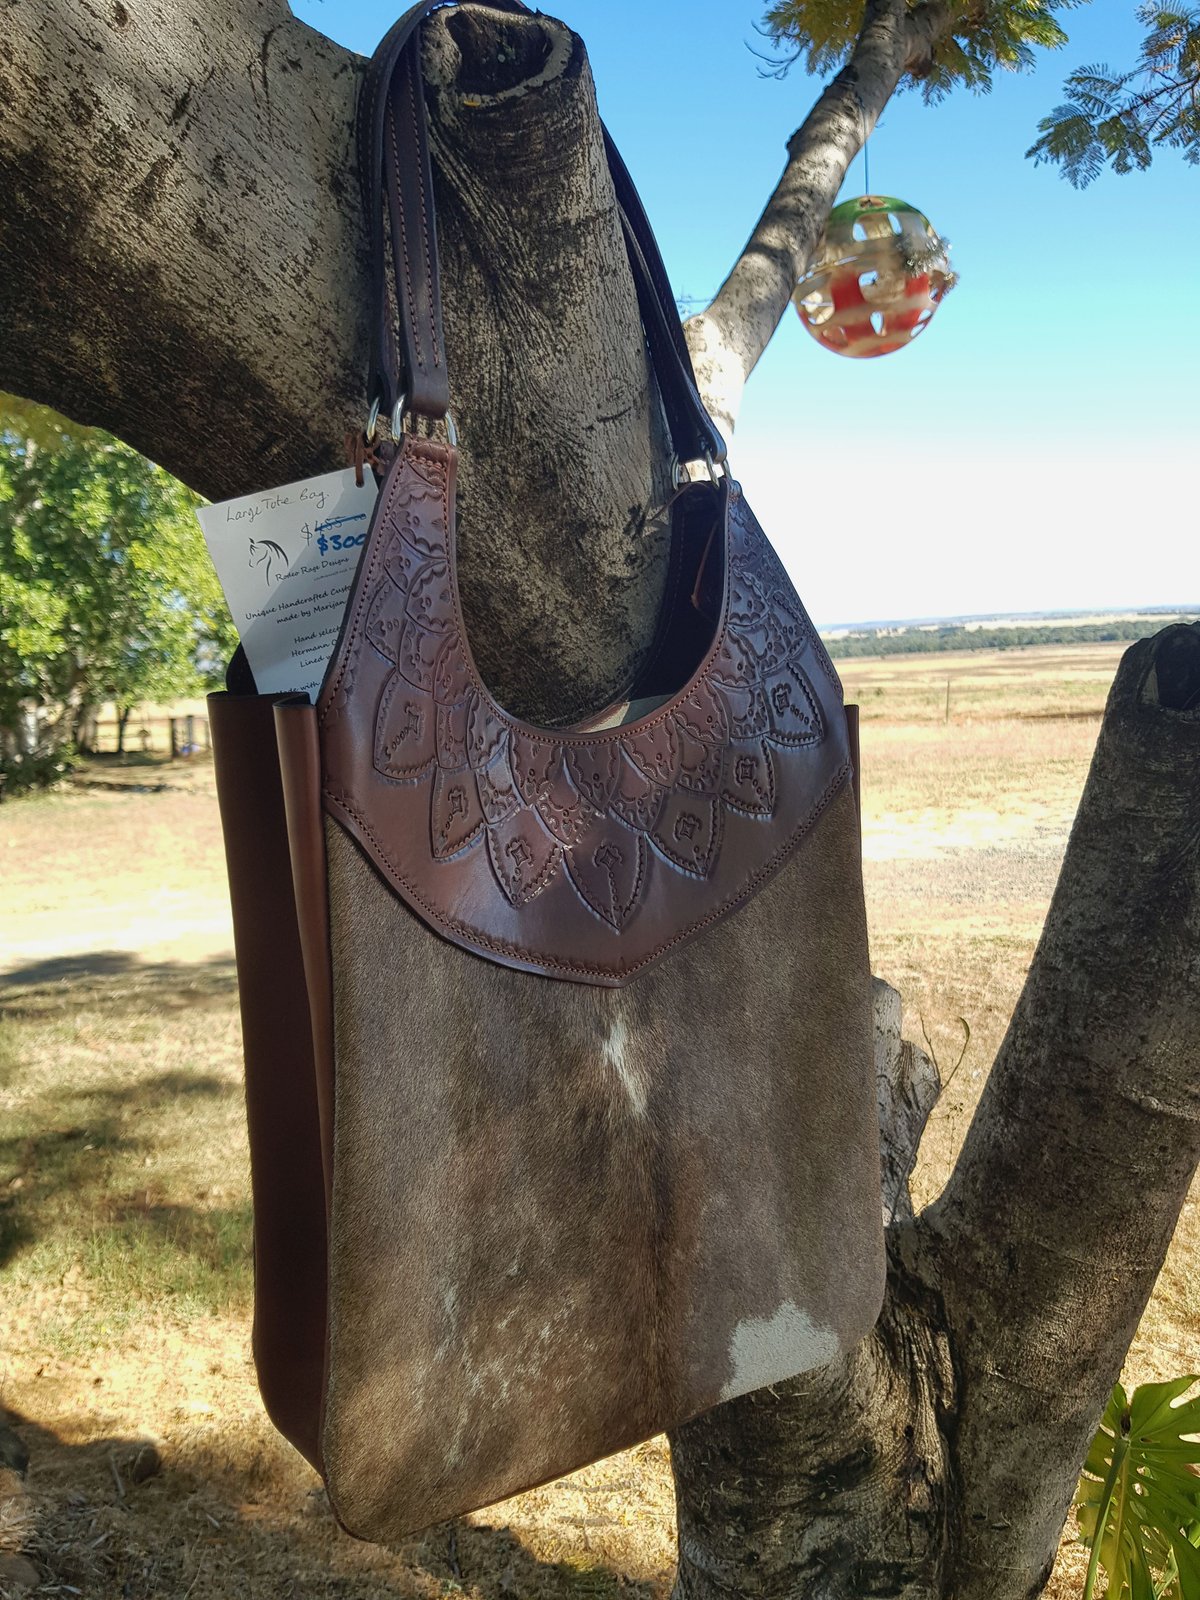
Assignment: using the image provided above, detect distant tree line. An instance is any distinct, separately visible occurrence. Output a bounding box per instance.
[823,617,1200,659]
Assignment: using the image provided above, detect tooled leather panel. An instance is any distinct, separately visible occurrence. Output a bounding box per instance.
[318,438,850,985]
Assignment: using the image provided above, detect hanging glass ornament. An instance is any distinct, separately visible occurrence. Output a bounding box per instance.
[793,194,957,359]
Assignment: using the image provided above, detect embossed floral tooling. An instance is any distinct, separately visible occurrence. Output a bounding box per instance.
[319,438,851,983]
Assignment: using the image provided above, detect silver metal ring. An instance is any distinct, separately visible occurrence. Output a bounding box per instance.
[669,452,728,489]
[369,396,460,449]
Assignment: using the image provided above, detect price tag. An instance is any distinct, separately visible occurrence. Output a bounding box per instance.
[196,467,378,700]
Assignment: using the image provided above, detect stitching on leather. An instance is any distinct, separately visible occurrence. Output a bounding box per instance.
[721,740,775,815]
[645,800,720,878]
[320,457,416,721]
[565,830,646,929]
[320,438,854,979]
[485,827,564,907]
[374,672,436,780]
[433,799,485,860]
[405,46,442,373]
[431,445,751,749]
[325,763,850,981]
[388,88,426,379]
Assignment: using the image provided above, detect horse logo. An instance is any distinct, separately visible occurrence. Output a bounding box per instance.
[248,538,290,588]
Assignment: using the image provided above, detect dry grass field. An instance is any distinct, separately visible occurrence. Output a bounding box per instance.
[1,642,1196,1599]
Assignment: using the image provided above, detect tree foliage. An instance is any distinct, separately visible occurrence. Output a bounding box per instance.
[763,0,1199,185]
[825,615,1200,657]
[0,396,235,785]
[759,0,1077,97]
[1027,4,1200,184]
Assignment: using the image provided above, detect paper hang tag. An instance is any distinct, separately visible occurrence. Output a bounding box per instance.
[195,468,379,701]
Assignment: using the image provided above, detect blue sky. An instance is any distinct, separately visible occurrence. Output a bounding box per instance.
[293,1,1198,625]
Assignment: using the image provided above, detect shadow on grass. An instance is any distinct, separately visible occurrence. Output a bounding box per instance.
[67,749,216,793]
[0,1065,246,1277]
[1,950,246,1285]
[1,1124,252,1315]
[79,750,184,769]
[0,949,238,1021]
[0,1116,138,1264]
[5,1410,657,1600]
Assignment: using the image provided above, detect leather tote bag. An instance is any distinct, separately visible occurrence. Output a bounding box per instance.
[208,0,886,1545]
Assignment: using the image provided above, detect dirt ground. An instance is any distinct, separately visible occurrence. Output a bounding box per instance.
[1,643,1196,1598]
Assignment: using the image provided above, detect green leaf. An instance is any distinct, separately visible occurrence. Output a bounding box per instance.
[1076,1378,1200,1600]
[1027,4,1200,184]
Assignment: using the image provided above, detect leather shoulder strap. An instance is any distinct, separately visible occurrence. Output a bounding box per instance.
[607,134,725,465]
[357,0,726,462]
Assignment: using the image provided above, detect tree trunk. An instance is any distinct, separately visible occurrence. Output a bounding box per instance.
[682,0,957,433]
[71,700,96,755]
[2,8,1198,1600]
[684,0,911,434]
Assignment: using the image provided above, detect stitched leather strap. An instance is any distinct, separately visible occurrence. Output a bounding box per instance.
[357,0,726,460]
[606,131,725,465]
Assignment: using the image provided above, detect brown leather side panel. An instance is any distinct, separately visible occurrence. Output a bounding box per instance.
[845,703,861,839]
[208,692,328,1471]
[274,699,336,1208]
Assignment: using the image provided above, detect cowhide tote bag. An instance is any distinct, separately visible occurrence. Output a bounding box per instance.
[208,0,886,1546]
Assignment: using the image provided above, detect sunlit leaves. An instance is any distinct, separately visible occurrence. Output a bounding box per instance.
[1027,5,1200,184]
[761,1,1197,182]
[759,0,1076,99]
[0,396,236,755]
[1075,1377,1200,1600]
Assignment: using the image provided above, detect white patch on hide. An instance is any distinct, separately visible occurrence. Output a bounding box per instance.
[720,1300,840,1400]
[602,1011,647,1118]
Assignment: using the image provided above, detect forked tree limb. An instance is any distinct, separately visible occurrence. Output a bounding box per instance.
[0,0,356,499]
[670,624,1200,1600]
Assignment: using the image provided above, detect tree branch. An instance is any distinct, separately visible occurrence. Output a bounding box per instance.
[927,622,1200,1598]
[9,13,1199,1598]
[0,2,673,725]
[685,0,953,434]
[0,0,359,499]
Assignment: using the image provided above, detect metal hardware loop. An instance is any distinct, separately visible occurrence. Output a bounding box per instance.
[365,392,458,449]
[669,451,728,490]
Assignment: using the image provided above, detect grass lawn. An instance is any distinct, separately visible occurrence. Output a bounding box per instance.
[1,642,1196,1598]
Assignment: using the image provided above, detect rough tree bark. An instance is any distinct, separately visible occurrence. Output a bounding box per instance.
[2,6,1198,1599]
[0,0,671,724]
